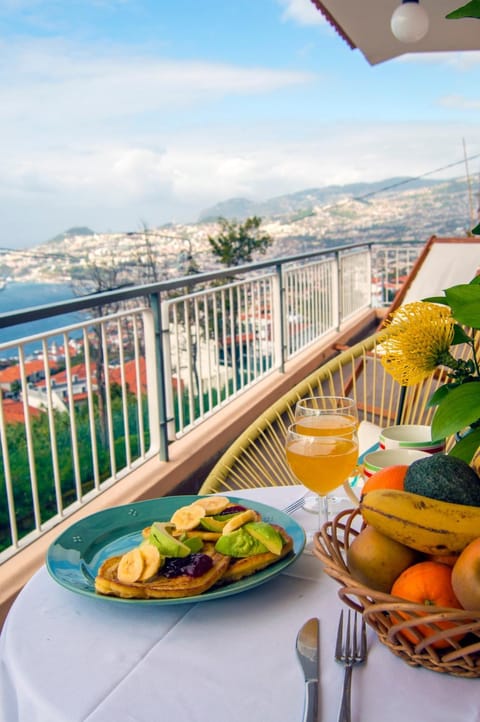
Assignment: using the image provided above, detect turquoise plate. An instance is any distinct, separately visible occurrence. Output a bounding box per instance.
[46,495,306,605]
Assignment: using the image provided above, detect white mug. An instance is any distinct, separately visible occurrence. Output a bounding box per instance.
[379,424,445,454]
[363,448,430,478]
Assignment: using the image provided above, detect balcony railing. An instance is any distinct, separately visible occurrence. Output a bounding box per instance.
[0,241,422,563]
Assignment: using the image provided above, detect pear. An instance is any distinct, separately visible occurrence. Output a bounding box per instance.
[346,525,418,593]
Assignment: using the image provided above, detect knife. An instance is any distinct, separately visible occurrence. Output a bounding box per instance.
[296,617,320,722]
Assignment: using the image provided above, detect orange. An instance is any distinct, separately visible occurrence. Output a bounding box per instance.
[361,464,408,499]
[390,560,464,649]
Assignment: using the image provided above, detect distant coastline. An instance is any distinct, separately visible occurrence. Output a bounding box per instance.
[0,281,80,351]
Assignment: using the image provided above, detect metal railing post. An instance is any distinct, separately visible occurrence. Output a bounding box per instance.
[334,251,341,329]
[149,290,170,462]
[275,262,287,372]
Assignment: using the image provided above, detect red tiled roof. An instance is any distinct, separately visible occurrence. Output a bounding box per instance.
[110,358,147,395]
[2,399,42,424]
[51,362,97,385]
[0,359,58,384]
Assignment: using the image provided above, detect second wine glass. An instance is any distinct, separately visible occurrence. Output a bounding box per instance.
[294,396,358,512]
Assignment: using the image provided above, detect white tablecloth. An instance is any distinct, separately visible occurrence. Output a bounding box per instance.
[1,486,479,722]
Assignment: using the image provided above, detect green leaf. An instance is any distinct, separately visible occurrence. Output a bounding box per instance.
[448,427,480,463]
[472,222,480,235]
[421,295,450,305]
[452,323,474,345]
[428,384,452,407]
[446,0,480,18]
[431,382,480,438]
[444,284,480,327]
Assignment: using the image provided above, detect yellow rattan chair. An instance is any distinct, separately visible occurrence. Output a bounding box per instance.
[198,330,456,495]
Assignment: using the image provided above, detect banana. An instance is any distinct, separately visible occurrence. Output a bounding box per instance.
[222,509,257,535]
[139,542,162,581]
[117,547,145,583]
[170,504,206,531]
[360,488,480,556]
[192,496,231,515]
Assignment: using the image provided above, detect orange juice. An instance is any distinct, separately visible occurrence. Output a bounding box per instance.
[285,435,358,495]
[295,413,357,437]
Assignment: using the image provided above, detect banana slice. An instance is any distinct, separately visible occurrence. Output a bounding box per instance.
[170,503,206,531]
[222,509,257,535]
[139,542,162,581]
[117,547,144,583]
[192,496,231,515]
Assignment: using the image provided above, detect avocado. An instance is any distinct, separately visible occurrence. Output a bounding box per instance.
[244,522,284,555]
[148,522,192,557]
[404,454,480,506]
[183,536,204,553]
[199,517,226,532]
[215,528,268,557]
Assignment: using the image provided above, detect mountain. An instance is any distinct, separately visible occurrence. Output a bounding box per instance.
[198,176,446,222]
[195,175,476,260]
[6,173,474,287]
[46,227,96,244]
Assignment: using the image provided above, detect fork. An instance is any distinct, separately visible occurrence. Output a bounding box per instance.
[281,491,308,515]
[335,609,367,722]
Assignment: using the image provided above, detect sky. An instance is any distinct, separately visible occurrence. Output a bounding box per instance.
[1,0,480,248]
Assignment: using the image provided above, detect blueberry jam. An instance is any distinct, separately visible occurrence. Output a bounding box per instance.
[216,504,246,516]
[163,553,213,578]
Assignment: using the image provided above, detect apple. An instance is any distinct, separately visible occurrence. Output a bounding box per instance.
[451,537,480,611]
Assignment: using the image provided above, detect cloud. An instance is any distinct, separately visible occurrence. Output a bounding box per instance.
[0,118,478,245]
[0,23,479,247]
[438,94,480,110]
[397,50,480,69]
[0,39,314,131]
[277,0,326,26]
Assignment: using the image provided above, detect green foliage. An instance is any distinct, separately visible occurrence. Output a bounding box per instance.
[208,216,273,267]
[421,277,480,461]
[0,395,151,552]
[431,382,480,440]
[446,0,480,19]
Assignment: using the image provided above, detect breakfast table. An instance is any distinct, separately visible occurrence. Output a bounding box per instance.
[0,484,479,722]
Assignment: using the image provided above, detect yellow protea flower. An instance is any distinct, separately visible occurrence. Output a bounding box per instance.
[380,301,455,386]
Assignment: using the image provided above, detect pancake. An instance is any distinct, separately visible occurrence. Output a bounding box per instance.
[95,543,230,599]
[95,504,294,600]
[218,525,294,585]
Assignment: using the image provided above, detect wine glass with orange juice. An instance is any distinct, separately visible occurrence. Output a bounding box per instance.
[285,425,359,544]
[295,395,358,436]
[294,396,359,512]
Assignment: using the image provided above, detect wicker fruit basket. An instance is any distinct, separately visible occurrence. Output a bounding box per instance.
[313,506,480,678]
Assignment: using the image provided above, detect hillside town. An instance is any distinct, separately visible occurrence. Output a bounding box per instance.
[0,175,474,286]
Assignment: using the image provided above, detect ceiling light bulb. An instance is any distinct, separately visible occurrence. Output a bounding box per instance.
[391,0,429,43]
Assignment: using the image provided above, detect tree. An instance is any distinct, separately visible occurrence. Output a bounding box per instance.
[208,216,273,267]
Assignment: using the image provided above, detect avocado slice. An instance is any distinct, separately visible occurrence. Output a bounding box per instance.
[183,536,204,553]
[148,522,191,557]
[215,527,268,557]
[244,522,284,555]
[199,517,226,532]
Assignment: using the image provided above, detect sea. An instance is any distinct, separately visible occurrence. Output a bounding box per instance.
[0,281,82,354]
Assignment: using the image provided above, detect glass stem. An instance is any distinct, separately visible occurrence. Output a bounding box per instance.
[318,494,329,530]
